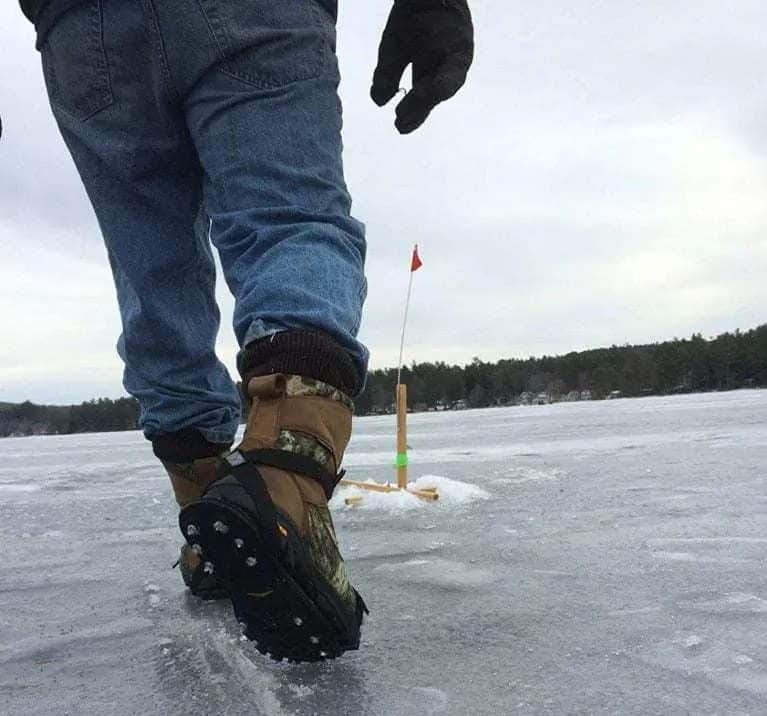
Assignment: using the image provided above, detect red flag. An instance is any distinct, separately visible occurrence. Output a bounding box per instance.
[410,245,423,272]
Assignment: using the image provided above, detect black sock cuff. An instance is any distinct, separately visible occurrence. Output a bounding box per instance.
[151,428,232,463]
[237,330,362,396]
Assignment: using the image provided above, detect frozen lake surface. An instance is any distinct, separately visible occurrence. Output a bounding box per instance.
[1,390,766,715]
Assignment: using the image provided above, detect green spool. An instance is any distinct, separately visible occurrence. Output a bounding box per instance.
[394,452,409,468]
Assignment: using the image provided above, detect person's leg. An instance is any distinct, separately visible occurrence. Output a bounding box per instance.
[181,1,368,385]
[149,0,369,658]
[38,0,241,458]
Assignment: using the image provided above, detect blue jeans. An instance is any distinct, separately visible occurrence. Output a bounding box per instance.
[39,0,368,445]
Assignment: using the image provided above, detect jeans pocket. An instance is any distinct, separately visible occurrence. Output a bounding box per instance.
[40,0,113,121]
[199,0,333,89]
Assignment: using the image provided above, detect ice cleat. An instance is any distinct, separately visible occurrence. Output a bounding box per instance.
[175,542,229,600]
[164,456,230,600]
[179,374,368,662]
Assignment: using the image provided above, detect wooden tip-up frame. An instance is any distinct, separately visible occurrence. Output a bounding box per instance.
[339,383,440,506]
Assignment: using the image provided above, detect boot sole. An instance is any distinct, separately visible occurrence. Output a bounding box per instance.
[177,550,230,601]
[180,497,362,663]
[188,582,229,601]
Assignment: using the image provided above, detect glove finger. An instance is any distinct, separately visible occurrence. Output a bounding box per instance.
[371,57,410,107]
[394,55,472,134]
[371,21,411,106]
[394,88,433,135]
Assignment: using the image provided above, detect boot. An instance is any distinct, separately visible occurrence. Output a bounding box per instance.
[163,457,229,599]
[179,373,367,662]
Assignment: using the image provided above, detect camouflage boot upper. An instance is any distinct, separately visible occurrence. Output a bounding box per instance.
[163,456,228,598]
[164,456,221,509]
[234,373,358,612]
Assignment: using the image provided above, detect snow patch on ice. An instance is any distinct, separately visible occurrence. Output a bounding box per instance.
[608,605,662,617]
[647,537,766,564]
[0,617,152,664]
[652,551,700,562]
[331,474,489,512]
[42,530,65,538]
[286,683,314,699]
[490,467,566,485]
[683,634,704,650]
[104,528,176,545]
[407,686,449,714]
[640,633,767,695]
[654,552,753,564]
[649,537,767,546]
[373,557,495,589]
[145,582,162,607]
[679,592,767,615]
[0,483,41,493]
[648,493,693,502]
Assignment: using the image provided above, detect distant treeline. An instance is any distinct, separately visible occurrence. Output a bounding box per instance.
[0,397,139,438]
[355,325,767,415]
[1,325,765,436]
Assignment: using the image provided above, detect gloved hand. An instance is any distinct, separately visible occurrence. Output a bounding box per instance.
[371,0,474,134]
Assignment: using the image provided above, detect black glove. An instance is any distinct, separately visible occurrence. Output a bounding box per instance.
[371,0,474,134]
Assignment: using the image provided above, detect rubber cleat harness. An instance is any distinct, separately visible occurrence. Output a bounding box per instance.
[180,450,367,662]
[231,448,344,501]
[178,375,367,663]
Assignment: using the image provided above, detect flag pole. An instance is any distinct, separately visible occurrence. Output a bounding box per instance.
[395,244,419,489]
[395,382,408,489]
[397,267,415,387]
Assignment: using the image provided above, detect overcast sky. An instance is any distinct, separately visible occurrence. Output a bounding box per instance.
[1,1,766,404]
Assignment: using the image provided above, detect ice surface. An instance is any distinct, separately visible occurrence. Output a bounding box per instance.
[1,390,766,714]
[0,483,41,493]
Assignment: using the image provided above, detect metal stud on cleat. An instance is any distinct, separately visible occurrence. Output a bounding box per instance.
[320,651,328,658]
[234,538,244,549]
[191,543,203,556]
[310,636,320,645]
[213,520,229,534]
[186,524,199,537]
[203,561,215,575]
[293,616,303,626]
[246,556,258,567]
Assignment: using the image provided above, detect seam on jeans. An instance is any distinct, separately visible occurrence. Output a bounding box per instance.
[92,0,114,115]
[195,0,228,65]
[353,276,367,335]
[221,3,325,90]
[228,1,325,89]
[41,0,114,121]
[142,0,181,104]
[197,0,328,90]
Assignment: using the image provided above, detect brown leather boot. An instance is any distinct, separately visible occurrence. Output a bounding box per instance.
[163,457,228,599]
[179,374,367,662]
